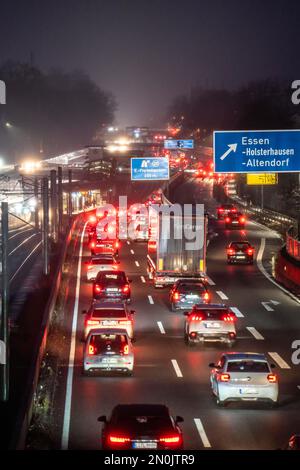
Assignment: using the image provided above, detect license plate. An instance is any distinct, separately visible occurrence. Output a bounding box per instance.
[132,441,157,449]
[107,288,118,292]
[186,295,198,299]
[101,357,117,364]
[101,321,117,326]
[236,255,245,259]
[239,388,257,394]
[205,322,220,328]
[232,221,238,224]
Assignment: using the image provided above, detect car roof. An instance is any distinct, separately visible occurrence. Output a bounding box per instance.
[223,352,268,361]
[194,303,227,310]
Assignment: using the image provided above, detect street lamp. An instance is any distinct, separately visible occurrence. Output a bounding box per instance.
[5,122,12,128]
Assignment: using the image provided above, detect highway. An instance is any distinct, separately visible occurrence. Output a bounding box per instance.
[51,176,300,450]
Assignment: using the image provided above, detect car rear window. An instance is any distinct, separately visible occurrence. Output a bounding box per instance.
[99,273,126,283]
[227,361,270,373]
[179,284,206,293]
[92,308,126,318]
[193,308,229,319]
[231,243,249,250]
[89,333,128,354]
[92,258,114,265]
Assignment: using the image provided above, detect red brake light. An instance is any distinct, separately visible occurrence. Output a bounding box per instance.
[109,435,130,444]
[89,215,97,224]
[91,241,95,248]
[203,292,210,301]
[222,313,236,322]
[88,345,95,355]
[267,373,277,383]
[247,248,253,255]
[87,319,99,326]
[191,314,204,321]
[230,208,237,213]
[218,208,224,212]
[160,435,181,444]
[94,284,102,293]
[225,217,230,223]
[123,285,129,293]
[115,241,119,248]
[123,344,129,355]
[239,217,245,223]
[227,248,234,255]
[173,291,180,301]
[219,373,230,382]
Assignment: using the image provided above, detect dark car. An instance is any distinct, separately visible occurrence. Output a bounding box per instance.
[217,204,237,219]
[98,404,184,450]
[225,211,246,229]
[93,270,132,303]
[284,434,300,450]
[169,279,210,311]
[227,241,254,264]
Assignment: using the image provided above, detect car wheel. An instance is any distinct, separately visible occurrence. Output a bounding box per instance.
[125,370,133,377]
[216,396,226,407]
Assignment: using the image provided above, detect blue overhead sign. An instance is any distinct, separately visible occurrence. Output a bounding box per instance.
[131,157,169,181]
[214,130,300,173]
[164,139,194,149]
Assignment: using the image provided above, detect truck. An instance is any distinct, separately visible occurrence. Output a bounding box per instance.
[147,204,207,288]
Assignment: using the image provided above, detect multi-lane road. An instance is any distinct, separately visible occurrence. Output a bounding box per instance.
[51,176,300,450]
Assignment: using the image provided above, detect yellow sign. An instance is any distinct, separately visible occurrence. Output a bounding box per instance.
[247,173,278,185]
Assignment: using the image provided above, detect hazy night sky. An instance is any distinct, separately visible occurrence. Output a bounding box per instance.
[0,0,299,126]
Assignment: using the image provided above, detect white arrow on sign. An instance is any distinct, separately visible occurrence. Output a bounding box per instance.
[220,143,238,161]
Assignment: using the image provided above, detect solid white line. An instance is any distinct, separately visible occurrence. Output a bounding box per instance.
[157,321,165,334]
[148,295,154,304]
[257,237,300,305]
[216,290,228,300]
[135,260,140,267]
[130,249,135,254]
[268,352,291,369]
[171,359,183,378]
[230,307,244,318]
[261,301,274,312]
[61,222,87,450]
[246,326,264,340]
[206,275,216,286]
[140,276,146,283]
[194,418,212,448]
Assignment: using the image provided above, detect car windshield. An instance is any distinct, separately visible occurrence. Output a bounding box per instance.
[89,333,128,354]
[92,308,126,318]
[227,361,269,373]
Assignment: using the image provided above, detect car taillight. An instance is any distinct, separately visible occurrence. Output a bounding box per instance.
[115,241,119,248]
[123,285,130,293]
[222,313,236,322]
[202,292,210,301]
[119,320,132,326]
[91,242,95,248]
[190,314,204,321]
[123,344,129,355]
[267,373,277,383]
[109,435,130,444]
[160,435,181,444]
[173,291,180,301]
[219,373,230,382]
[218,208,224,212]
[239,217,245,223]
[87,320,99,326]
[88,345,95,355]
[94,284,102,293]
[230,208,237,213]
[225,217,230,223]
[247,248,253,255]
[89,215,97,224]
[227,248,235,255]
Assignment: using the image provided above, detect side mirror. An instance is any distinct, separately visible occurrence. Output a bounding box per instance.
[183,312,189,316]
[130,310,136,315]
[82,310,87,314]
[209,363,216,368]
[175,416,184,424]
[270,363,276,369]
[97,415,107,423]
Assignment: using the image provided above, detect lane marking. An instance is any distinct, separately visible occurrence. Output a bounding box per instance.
[230,307,244,318]
[135,260,140,267]
[127,240,130,245]
[148,295,154,304]
[157,321,165,334]
[216,290,228,300]
[246,326,264,340]
[140,276,146,283]
[206,275,216,286]
[261,301,274,312]
[130,249,135,254]
[268,352,291,369]
[194,418,212,448]
[171,359,183,378]
[257,237,300,305]
[61,222,87,450]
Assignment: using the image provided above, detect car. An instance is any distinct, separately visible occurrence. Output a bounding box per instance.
[209,352,278,407]
[85,255,120,281]
[93,270,132,303]
[169,279,210,311]
[283,434,300,450]
[86,214,98,242]
[217,204,237,219]
[225,211,246,229]
[82,300,135,340]
[90,237,120,257]
[83,329,134,375]
[98,404,184,450]
[227,241,254,264]
[183,304,237,346]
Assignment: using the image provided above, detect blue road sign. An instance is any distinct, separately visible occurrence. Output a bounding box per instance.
[131,157,169,181]
[214,130,300,173]
[164,139,194,149]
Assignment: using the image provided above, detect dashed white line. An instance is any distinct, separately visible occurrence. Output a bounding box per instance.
[230,307,244,318]
[268,352,291,369]
[130,249,135,254]
[205,276,216,286]
[246,327,264,340]
[140,276,146,283]
[216,290,228,300]
[171,359,183,378]
[148,295,154,304]
[127,240,130,245]
[194,418,212,448]
[157,321,165,334]
[261,301,274,312]
[135,260,140,267]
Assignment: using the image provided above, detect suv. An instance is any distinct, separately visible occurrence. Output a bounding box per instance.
[209,352,278,407]
[225,212,246,229]
[227,241,254,264]
[82,300,135,340]
[217,204,237,219]
[90,237,119,257]
[83,329,134,376]
[98,404,183,450]
[169,279,210,311]
[183,304,237,346]
[93,270,132,303]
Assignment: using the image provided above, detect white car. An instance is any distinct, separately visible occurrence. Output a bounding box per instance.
[86,255,119,281]
[209,352,279,407]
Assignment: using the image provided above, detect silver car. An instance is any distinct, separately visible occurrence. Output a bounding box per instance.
[184,304,237,346]
[209,352,278,407]
[83,329,134,376]
[86,255,119,281]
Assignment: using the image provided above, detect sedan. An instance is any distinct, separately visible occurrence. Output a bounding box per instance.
[227,241,254,264]
[225,212,246,229]
[93,270,132,303]
[169,279,210,311]
[86,255,120,281]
